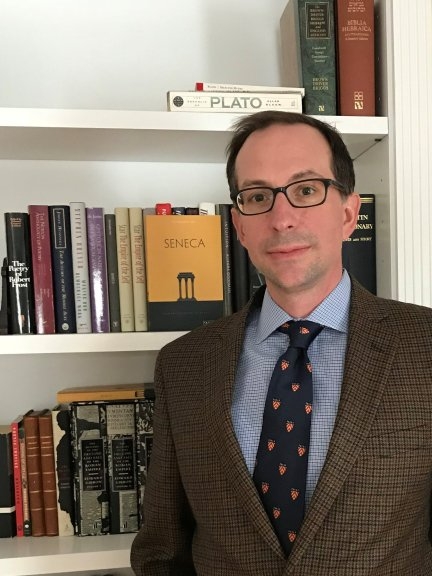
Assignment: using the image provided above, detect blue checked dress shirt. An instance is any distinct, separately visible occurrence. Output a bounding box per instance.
[231,270,351,507]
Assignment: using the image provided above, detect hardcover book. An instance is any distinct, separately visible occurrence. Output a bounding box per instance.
[11,415,25,536]
[342,194,376,294]
[49,206,77,334]
[216,204,234,316]
[23,410,45,536]
[86,207,110,333]
[336,0,375,116]
[28,205,55,334]
[70,202,92,333]
[115,207,135,332]
[56,383,146,403]
[18,413,32,536]
[129,208,148,332]
[106,402,139,533]
[135,392,155,528]
[0,258,8,336]
[104,214,121,332]
[195,82,305,94]
[51,405,75,536]
[71,402,110,536]
[38,410,59,536]
[0,425,16,538]
[4,212,35,334]
[167,91,303,113]
[144,215,224,330]
[281,0,337,114]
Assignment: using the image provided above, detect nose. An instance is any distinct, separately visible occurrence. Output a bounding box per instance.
[267,189,300,231]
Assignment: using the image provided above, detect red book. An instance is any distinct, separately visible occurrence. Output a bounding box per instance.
[336,0,375,116]
[11,415,24,537]
[28,206,55,334]
[24,410,46,536]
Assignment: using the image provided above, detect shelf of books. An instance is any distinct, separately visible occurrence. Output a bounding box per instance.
[0,332,187,355]
[0,108,388,162]
[0,533,135,576]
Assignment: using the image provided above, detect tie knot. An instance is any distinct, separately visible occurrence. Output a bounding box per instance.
[279,320,323,349]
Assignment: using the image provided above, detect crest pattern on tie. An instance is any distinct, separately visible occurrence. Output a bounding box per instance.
[253,320,323,555]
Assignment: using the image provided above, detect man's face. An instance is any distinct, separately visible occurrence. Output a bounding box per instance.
[231,123,360,309]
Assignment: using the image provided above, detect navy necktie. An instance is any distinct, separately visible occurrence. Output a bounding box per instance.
[253,320,323,555]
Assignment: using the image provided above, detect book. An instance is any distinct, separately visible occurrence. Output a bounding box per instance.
[49,206,77,334]
[155,203,172,215]
[229,219,250,313]
[216,204,234,316]
[70,202,92,333]
[167,91,303,113]
[28,205,56,334]
[135,392,155,528]
[38,410,58,536]
[281,0,337,115]
[86,207,110,333]
[0,425,16,538]
[106,402,139,533]
[51,405,75,536]
[195,82,305,95]
[144,214,224,330]
[336,0,375,116]
[4,212,35,334]
[71,402,110,536]
[342,194,376,294]
[56,383,146,403]
[11,415,25,537]
[198,202,216,216]
[23,410,45,536]
[0,258,8,335]
[114,207,135,332]
[104,214,121,332]
[18,412,32,536]
[129,208,148,332]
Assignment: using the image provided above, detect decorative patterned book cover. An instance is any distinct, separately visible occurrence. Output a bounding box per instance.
[70,202,92,333]
[135,392,155,528]
[18,412,32,536]
[86,207,110,333]
[106,402,139,533]
[129,208,148,332]
[71,402,110,536]
[11,415,25,536]
[4,212,35,334]
[38,410,59,536]
[28,205,55,334]
[336,0,375,116]
[144,215,224,330]
[0,425,17,538]
[49,206,77,334]
[104,214,121,332]
[281,0,337,115]
[51,405,75,536]
[114,207,135,332]
[23,410,45,536]
[342,194,376,294]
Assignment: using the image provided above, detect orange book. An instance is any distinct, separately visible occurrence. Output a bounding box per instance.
[56,383,147,403]
[144,215,223,331]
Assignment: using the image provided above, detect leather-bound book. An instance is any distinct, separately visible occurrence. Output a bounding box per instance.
[38,410,59,536]
[23,410,46,536]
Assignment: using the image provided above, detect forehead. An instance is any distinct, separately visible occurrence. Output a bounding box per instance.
[235,123,333,183]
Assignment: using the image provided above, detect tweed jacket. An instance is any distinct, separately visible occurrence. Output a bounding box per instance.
[131,281,432,575]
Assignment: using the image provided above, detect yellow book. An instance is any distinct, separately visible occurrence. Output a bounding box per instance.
[56,383,147,403]
[129,208,148,331]
[114,207,135,332]
[144,215,223,330]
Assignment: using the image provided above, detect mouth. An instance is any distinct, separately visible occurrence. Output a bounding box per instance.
[267,245,309,258]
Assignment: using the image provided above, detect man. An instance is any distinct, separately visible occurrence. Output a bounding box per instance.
[131,111,432,575]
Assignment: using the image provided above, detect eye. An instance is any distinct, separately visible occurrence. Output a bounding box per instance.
[241,188,273,205]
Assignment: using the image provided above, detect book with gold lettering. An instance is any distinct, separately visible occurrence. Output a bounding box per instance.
[144,215,224,330]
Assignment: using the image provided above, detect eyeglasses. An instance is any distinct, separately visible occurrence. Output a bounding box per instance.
[231,178,346,216]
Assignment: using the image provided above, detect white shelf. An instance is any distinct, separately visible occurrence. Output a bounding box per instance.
[0,332,187,355]
[0,108,388,162]
[0,533,134,576]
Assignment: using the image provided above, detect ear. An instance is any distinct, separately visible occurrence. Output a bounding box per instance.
[342,193,361,240]
[231,206,247,247]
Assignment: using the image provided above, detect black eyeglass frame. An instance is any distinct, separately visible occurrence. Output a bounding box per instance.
[230,178,347,216]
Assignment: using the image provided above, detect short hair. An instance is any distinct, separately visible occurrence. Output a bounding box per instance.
[226,111,355,198]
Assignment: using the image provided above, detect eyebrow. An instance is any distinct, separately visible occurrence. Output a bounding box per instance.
[239,170,326,189]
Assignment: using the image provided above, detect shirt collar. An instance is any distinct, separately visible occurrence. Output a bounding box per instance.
[255,270,351,344]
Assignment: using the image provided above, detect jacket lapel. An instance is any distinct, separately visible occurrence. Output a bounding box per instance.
[286,283,400,570]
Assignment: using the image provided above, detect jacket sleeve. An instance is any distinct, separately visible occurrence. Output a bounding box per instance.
[130,352,197,576]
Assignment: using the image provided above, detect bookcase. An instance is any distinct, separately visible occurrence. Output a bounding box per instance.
[0,0,431,574]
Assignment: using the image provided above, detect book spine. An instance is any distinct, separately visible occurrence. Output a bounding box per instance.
[11,417,24,536]
[195,81,305,95]
[70,202,92,333]
[342,194,376,294]
[298,0,337,115]
[229,218,250,313]
[18,419,32,535]
[51,406,75,536]
[28,206,55,334]
[216,204,233,316]
[0,258,8,335]
[86,207,110,333]
[114,208,135,332]
[199,202,216,215]
[24,411,45,536]
[135,397,154,528]
[38,411,59,536]
[167,91,303,113]
[49,206,77,333]
[71,403,110,536]
[129,208,148,332]
[4,212,35,334]
[104,214,121,332]
[106,402,139,533]
[0,428,16,538]
[336,0,375,115]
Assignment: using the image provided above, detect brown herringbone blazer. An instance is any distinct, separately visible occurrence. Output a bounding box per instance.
[131,281,432,575]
